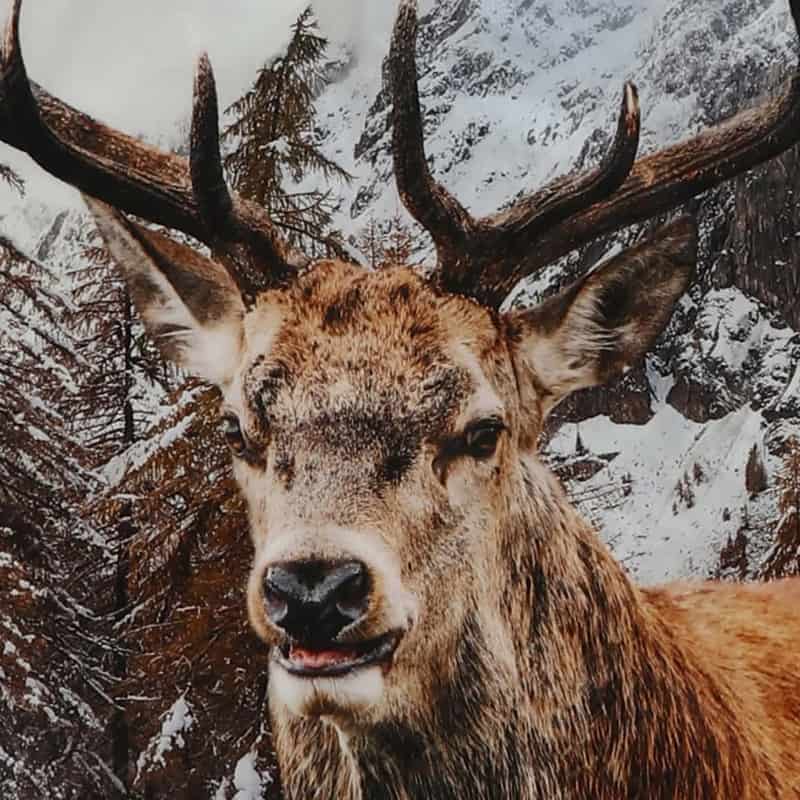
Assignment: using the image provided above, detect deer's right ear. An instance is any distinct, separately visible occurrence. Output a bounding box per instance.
[509,216,697,418]
[85,197,246,387]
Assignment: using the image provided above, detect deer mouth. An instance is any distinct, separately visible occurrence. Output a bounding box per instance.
[274,631,401,678]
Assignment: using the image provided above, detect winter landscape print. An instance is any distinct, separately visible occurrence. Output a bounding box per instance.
[2,0,800,797]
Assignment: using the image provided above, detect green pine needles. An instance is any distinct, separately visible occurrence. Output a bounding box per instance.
[223,8,351,259]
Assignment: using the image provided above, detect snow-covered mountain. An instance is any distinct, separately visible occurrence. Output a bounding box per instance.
[310,0,797,230]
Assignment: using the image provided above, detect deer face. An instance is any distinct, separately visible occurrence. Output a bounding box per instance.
[233,263,522,723]
[88,199,695,727]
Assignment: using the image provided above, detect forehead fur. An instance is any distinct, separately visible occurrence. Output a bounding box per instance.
[235,262,511,477]
[263,259,496,348]
[242,261,503,393]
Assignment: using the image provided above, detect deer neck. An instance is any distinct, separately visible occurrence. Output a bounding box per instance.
[496,456,749,798]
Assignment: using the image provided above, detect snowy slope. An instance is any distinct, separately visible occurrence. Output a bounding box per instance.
[551,395,772,582]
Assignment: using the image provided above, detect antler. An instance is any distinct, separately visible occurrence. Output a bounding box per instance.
[0,0,297,304]
[391,0,800,308]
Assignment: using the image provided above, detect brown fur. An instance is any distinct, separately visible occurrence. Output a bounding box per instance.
[4,0,799,788]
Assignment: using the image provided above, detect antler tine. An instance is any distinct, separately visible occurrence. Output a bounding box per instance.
[190,53,297,301]
[485,82,641,250]
[390,0,478,271]
[478,0,800,305]
[0,0,295,300]
[191,54,234,235]
[389,0,640,299]
[2,0,51,153]
[391,0,800,308]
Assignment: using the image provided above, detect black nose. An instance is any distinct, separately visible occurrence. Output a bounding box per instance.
[263,560,370,643]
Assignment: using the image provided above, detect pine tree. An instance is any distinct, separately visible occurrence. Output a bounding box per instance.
[93,383,280,797]
[223,8,350,259]
[761,436,800,578]
[0,235,89,547]
[356,216,383,269]
[674,471,695,510]
[0,163,24,195]
[718,530,749,580]
[0,236,115,798]
[381,209,417,267]
[355,209,424,269]
[62,220,174,791]
[70,232,171,454]
[693,462,706,484]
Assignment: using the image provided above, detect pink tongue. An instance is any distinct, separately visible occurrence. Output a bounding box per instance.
[290,644,358,668]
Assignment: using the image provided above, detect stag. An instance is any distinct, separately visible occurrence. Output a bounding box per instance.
[2,0,800,797]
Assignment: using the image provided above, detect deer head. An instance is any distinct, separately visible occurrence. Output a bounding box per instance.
[3,0,800,760]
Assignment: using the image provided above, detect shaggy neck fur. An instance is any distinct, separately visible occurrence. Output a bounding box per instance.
[272,459,773,800]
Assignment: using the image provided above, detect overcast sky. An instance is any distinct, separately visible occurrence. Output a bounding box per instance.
[0,0,398,142]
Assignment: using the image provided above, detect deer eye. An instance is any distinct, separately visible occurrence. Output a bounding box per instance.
[464,419,505,459]
[221,413,247,456]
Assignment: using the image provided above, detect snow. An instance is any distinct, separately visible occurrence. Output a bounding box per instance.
[232,752,267,800]
[135,695,195,778]
[671,287,799,418]
[58,686,103,731]
[102,414,193,487]
[265,136,292,157]
[785,363,800,401]
[694,289,766,372]
[24,678,59,723]
[549,402,768,583]
[214,779,232,799]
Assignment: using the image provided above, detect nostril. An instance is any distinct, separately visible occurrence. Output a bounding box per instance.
[263,569,290,626]
[265,592,289,626]
[334,567,370,620]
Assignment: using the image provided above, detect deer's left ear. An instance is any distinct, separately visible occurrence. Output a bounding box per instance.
[508,216,697,415]
[85,197,246,387]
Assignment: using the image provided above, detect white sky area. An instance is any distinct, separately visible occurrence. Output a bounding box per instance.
[0,0,399,142]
